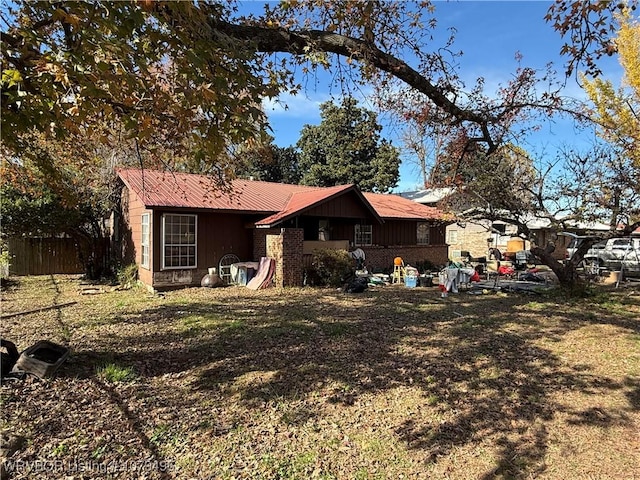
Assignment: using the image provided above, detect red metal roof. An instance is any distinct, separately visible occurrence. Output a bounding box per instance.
[117,168,317,213]
[117,168,446,222]
[364,192,446,220]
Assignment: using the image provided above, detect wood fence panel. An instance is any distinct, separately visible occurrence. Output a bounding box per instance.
[7,237,108,276]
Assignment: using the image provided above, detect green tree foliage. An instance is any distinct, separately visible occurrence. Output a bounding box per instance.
[296,98,400,193]
[234,137,302,184]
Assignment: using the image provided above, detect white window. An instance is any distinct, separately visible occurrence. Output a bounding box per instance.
[162,214,197,269]
[447,229,459,245]
[355,224,372,246]
[417,222,430,245]
[141,213,150,269]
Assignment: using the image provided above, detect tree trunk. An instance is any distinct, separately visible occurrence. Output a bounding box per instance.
[530,239,599,292]
[530,246,575,287]
[68,229,109,280]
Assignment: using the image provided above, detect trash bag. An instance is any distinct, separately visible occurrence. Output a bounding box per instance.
[344,276,369,293]
[1,339,20,378]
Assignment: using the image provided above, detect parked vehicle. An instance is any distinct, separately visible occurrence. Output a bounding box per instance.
[562,233,640,275]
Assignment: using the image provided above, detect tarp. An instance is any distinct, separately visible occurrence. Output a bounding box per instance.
[246,257,275,290]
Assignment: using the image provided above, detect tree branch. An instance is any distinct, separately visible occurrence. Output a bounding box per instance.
[191,15,498,142]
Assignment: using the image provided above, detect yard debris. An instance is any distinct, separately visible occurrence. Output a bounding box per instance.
[0,301,77,320]
[201,273,224,288]
[1,339,20,377]
[2,340,70,379]
[12,340,70,378]
[80,286,105,295]
[246,257,276,290]
[343,276,369,293]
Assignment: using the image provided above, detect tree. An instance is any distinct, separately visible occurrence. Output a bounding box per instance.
[3,0,603,164]
[546,0,638,78]
[433,143,542,234]
[399,123,447,188]
[0,128,126,278]
[582,9,640,199]
[234,137,302,184]
[1,1,276,171]
[296,97,400,192]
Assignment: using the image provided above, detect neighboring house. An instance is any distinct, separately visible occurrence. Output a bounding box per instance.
[401,187,610,261]
[117,169,450,290]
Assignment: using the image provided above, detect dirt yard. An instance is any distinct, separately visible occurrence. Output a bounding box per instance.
[1,275,639,479]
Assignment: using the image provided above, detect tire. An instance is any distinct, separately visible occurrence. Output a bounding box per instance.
[578,257,603,279]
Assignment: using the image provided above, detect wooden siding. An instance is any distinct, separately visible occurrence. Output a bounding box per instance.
[374,220,413,245]
[121,186,153,286]
[149,210,256,287]
[330,220,445,247]
[279,218,446,247]
[304,191,374,219]
[430,224,446,245]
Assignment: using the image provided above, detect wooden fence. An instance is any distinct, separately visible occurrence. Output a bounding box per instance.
[6,237,109,276]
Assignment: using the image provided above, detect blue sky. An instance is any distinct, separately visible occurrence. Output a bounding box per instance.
[250,1,625,192]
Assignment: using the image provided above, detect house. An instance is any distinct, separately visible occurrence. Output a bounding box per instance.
[402,187,610,261]
[116,169,450,289]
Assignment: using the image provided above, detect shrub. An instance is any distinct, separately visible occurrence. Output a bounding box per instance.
[116,263,138,289]
[308,249,354,287]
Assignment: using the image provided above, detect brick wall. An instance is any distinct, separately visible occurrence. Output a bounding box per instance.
[362,245,449,272]
[447,222,494,259]
[266,228,304,287]
[254,228,280,260]
[266,233,283,286]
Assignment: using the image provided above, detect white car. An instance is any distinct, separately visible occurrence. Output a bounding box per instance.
[562,233,640,275]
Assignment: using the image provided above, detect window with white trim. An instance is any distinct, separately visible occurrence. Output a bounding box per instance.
[355,224,372,246]
[162,214,197,269]
[447,229,459,245]
[141,213,150,269]
[417,222,430,245]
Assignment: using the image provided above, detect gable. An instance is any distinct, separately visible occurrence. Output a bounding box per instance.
[305,190,376,218]
[255,185,383,228]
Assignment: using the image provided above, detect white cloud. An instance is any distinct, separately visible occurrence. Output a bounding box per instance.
[262,85,379,118]
[262,92,328,118]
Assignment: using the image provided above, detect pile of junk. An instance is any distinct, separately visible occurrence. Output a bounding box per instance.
[1,339,69,381]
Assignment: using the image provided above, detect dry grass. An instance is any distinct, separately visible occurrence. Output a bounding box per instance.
[1,275,639,479]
